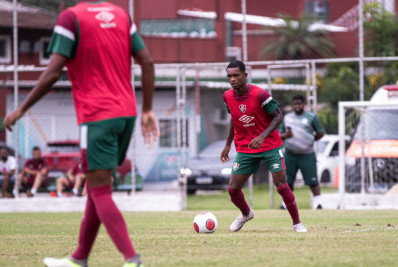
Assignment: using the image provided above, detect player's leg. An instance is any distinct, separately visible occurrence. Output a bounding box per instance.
[2,174,10,198]
[56,177,67,197]
[30,172,45,196]
[299,153,322,209]
[264,147,307,232]
[281,151,298,208]
[228,152,260,232]
[73,174,85,196]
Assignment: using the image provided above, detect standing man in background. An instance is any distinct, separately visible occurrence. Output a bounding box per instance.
[4,1,158,267]
[221,60,307,233]
[279,94,325,209]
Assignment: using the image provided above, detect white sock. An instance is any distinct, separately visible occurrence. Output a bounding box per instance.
[72,188,78,195]
[12,188,18,196]
[31,188,37,195]
[313,195,322,208]
[57,192,63,197]
[281,200,286,209]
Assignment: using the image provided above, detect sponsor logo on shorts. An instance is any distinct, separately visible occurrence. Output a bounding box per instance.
[233,162,240,171]
[272,163,280,169]
[239,104,246,113]
[239,115,254,123]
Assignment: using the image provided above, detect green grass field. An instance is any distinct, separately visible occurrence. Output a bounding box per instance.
[1,186,398,267]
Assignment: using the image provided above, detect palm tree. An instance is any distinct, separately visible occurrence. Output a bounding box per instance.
[261,13,335,60]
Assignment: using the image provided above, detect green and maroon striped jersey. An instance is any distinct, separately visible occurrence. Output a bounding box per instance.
[47,1,145,124]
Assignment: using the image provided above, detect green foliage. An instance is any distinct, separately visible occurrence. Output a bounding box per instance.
[363,2,398,57]
[261,13,335,60]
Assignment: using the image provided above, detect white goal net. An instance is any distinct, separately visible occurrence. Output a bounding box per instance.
[338,100,398,209]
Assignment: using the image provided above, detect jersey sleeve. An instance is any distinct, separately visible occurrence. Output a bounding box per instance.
[47,9,78,58]
[312,115,324,133]
[223,92,231,114]
[258,89,279,114]
[130,23,145,55]
[8,156,16,171]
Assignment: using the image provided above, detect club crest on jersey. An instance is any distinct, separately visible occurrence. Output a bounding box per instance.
[95,11,116,28]
[239,104,246,113]
[233,162,240,171]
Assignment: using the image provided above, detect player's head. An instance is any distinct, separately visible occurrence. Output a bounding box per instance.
[292,94,305,115]
[32,146,41,160]
[226,60,248,90]
[0,148,8,161]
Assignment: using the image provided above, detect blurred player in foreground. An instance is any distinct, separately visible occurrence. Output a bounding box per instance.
[220,60,307,233]
[4,1,158,267]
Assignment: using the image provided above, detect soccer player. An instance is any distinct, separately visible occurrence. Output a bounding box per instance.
[55,162,85,197]
[0,147,16,198]
[220,60,307,233]
[13,146,48,198]
[3,1,158,267]
[279,94,325,209]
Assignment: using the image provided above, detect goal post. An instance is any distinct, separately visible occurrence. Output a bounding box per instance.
[338,101,398,209]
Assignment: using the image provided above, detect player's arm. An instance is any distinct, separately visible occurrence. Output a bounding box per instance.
[131,28,159,144]
[313,115,325,141]
[279,120,293,140]
[3,54,67,131]
[249,107,283,149]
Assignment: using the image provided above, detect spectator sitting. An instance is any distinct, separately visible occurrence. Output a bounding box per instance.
[13,146,48,198]
[0,147,16,198]
[55,162,86,197]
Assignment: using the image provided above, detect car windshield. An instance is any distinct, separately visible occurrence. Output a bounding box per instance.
[316,140,328,154]
[354,109,398,140]
[195,141,236,159]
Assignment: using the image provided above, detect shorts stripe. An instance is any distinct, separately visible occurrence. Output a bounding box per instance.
[80,125,88,149]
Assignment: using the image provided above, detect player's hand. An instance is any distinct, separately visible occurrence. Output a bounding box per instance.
[3,108,24,131]
[285,127,293,138]
[220,145,231,163]
[141,110,159,144]
[248,136,265,149]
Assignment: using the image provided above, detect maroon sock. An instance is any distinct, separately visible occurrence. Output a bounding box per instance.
[228,187,251,216]
[277,183,300,224]
[90,185,136,260]
[72,187,101,260]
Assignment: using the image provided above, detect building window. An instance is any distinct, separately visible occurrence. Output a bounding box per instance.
[39,37,51,65]
[305,1,330,23]
[159,119,189,148]
[0,35,11,64]
[140,19,216,38]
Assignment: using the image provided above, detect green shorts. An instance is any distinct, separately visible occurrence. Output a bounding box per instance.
[80,116,136,172]
[231,146,286,175]
[285,151,318,186]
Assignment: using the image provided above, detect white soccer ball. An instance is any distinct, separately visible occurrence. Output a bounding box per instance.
[193,211,218,233]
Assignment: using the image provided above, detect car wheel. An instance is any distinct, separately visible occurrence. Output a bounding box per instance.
[320,170,330,183]
[187,189,197,195]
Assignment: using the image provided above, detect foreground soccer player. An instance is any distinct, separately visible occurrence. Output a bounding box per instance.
[220,60,307,233]
[4,1,158,266]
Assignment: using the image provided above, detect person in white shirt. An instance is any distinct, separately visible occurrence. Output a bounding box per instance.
[0,147,16,198]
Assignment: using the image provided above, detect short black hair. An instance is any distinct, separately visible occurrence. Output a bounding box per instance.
[32,146,40,151]
[226,60,246,72]
[292,94,305,103]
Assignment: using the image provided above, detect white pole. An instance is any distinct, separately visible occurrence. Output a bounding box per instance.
[338,102,345,209]
[241,0,248,62]
[13,0,19,198]
[129,0,136,196]
[359,0,364,101]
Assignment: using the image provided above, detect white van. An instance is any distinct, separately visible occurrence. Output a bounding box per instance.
[345,85,398,192]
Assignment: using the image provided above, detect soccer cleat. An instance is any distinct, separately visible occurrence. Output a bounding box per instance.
[43,257,84,267]
[316,204,323,210]
[229,209,254,232]
[293,223,308,232]
[123,262,144,267]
